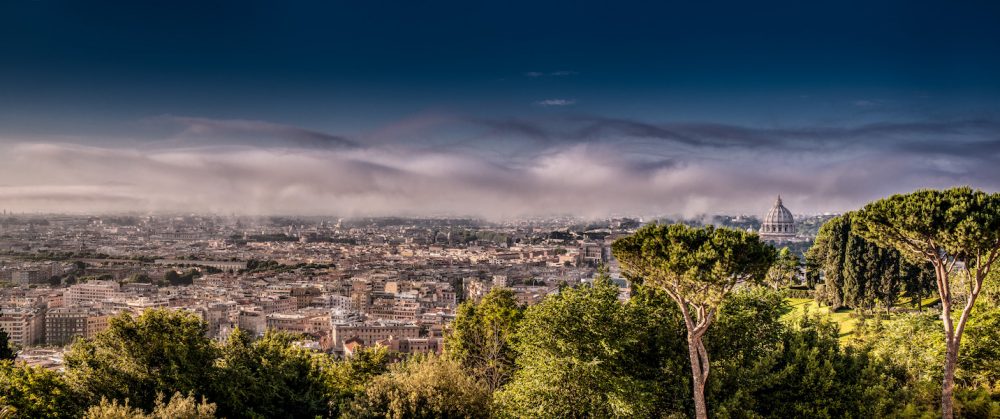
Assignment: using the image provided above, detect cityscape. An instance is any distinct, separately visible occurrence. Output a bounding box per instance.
[0,199,824,363]
[2,1,1000,418]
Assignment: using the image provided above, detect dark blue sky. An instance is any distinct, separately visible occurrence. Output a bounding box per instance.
[1,1,999,217]
[3,0,999,131]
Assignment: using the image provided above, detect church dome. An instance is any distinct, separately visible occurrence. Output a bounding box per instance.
[763,196,794,225]
[759,195,796,240]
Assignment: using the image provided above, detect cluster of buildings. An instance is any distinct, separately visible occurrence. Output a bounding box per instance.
[1,200,811,368]
[0,214,635,367]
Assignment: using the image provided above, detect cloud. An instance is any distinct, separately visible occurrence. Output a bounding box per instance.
[458,116,1000,153]
[0,115,999,219]
[535,99,577,107]
[146,115,358,149]
[523,71,578,78]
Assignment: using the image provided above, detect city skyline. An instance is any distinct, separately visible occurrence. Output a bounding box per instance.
[1,1,999,217]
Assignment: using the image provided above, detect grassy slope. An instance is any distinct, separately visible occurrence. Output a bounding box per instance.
[784,295,942,341]
[784,298,860,339]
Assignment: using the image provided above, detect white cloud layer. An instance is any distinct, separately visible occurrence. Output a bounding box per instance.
[0,115,998,219]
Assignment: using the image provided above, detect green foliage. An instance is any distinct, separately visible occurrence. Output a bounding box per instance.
[495,279,682,418]
[213,329,329,419]
[349,355,490,419]
[852,312,945,385]
[495,283,916,419]
[613,224,775,308]
[709,288,904,417]
[82,398,138,419]
[445,288,523,392]
[766,247,800,289]
[0,360,82,418]
[712,310,908,418]
[806,212,934,311]
[64,309,219,411]
[853,187,1000,416]
[961,306,1000,388]
[84,392,217,419]
[123,273,151,284]
[706,287,791,382]
[623,284,696,414]
[63,310,380,417]
[322,345,393,416]
[851,308,1000,417]
[0,331,15,361]
[612,223,776,418]
[854,187,1000,268]
[163,269,199,286]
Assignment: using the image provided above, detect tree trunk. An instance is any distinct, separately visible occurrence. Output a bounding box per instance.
[934,260,955,419]
[687,336,709,419]
[942,340,958,419]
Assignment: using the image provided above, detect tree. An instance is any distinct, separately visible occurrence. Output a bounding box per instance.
[213,329,329,419]
[731,312,907,418]
[495,278,671,417]
[901,261,938,311]
[806,215,851,307]
[958,305,1000,390]
[64,309,220,411]
[0,331,15,361]
[612,224,775,419]
[841,232,870,309]
[766,247,800,290]
[445,287,523,392]
[350,355,490,419]
[701,287,789,415]
[321,345,392,416]
[0,361,83,418]
[163,270,181,286]
[850,310,1000,417]
[853,187,1000,418]
[84,392,217,419]
[806,212,934,312]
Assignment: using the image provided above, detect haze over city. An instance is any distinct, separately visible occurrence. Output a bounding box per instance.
[2,1,999,218]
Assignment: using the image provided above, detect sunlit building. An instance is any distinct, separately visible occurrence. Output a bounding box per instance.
[759,195,796,242]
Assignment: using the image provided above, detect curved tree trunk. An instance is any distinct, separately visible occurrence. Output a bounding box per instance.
[687,336,709,419]
[669,293,714,419]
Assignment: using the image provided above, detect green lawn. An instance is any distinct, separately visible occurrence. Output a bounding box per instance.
[784,294,942,341]
[784,298,860,339]
[898,295,941,309]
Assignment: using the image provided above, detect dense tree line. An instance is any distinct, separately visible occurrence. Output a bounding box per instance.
[805,212,936,311]
[3,278,1000,418]
[241,259,334,275]
[1,309,395,418]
